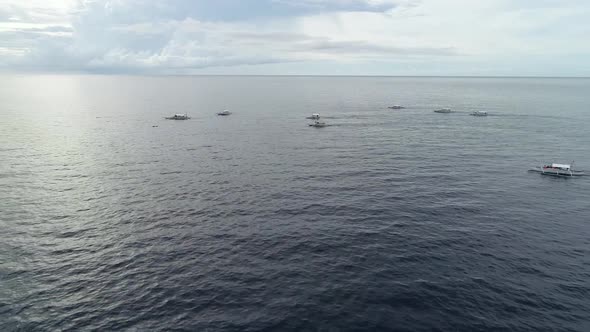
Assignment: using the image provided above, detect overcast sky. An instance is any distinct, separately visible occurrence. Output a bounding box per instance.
[0,0,589,76]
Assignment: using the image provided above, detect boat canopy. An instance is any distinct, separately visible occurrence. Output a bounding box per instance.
[551,163,570,169]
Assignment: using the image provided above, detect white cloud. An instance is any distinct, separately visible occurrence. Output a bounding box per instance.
[0,0,589,75]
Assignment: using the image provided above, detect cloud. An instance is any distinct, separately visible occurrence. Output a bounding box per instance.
[0,0,589,75]
[272,0,399,12]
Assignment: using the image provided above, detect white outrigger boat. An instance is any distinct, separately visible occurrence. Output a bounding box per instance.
[217,110,231,116]
[388,105,405,110]
[306,113,320,120]
[309,120,327,128]
[165,113,190,120]
[434,108,452,113]
[471,110,488,116]
[529,162,584,177]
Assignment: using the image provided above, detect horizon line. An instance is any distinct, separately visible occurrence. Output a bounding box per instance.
[1,72,589,79]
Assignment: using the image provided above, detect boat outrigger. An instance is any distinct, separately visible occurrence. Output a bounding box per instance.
[309,120,327,128]
[388,105,404,110]
[434,108,452,113]
[471,110,488,116]
[529,162,585,177]
[165,113,190,120]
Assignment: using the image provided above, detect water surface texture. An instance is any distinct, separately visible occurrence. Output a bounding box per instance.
[1,76,590,331]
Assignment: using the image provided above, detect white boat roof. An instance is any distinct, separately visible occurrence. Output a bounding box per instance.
[174,113,186,116]
[312,113,320,116]
[552,163,570,169]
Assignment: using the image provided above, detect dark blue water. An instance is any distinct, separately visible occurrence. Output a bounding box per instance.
[1,76,590,331]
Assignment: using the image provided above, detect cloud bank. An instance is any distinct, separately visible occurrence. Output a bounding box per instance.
[0,0,589,75]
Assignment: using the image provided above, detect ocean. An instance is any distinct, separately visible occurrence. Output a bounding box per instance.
[1,75,589,331]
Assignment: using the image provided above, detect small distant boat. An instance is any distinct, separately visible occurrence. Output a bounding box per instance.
[471,111,488,116]
[165,113,190,120]
[306,113,320,120]
[434,108,452,113]
[388,105,405,110]
[309,120,327,128]
[530,162,584,177]
[217,110,231,116]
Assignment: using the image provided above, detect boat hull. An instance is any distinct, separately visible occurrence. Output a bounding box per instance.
[529,168,585,177]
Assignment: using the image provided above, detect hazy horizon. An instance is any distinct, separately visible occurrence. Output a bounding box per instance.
[1,72,590,79]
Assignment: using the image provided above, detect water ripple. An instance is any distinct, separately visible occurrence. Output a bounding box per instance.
[2,76,590,331]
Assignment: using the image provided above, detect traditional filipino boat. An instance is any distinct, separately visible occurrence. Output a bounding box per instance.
[529,162,584,177]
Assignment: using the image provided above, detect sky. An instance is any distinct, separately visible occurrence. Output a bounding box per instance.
[0,0,589,76]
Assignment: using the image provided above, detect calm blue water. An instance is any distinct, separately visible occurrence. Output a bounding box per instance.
[1,76,590,331]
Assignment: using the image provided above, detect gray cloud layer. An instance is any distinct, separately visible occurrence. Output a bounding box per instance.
[1,0,440,73]
[1,0,589,75]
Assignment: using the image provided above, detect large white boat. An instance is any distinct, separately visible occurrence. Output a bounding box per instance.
[529,163,584,177]
[165,113,190,120]
[306,113,320,120]
[470,110,488,116]
[434,108,452,113]
[217,110,232,116]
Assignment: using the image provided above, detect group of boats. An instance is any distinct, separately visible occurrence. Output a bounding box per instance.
[307,113,327,127]
[165,110,232,120]
[385,105,488,116]
[165,107,583,178]
[433,107,487,116]
[353,105,584,177]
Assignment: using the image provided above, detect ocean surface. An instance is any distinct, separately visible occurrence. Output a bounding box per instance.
[1,75,590,331]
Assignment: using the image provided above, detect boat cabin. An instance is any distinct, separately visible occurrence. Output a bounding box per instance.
[544,163,571,171]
